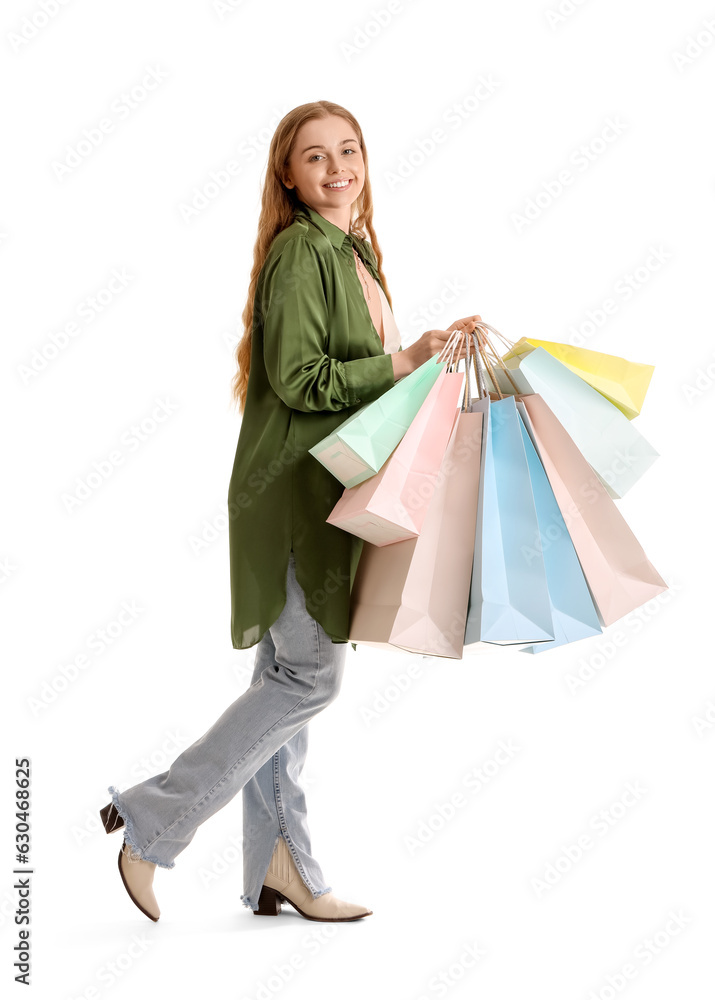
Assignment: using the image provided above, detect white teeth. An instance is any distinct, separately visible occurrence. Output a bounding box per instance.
[325,180,349,188]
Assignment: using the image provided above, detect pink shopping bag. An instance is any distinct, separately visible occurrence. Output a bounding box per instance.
[348,407,483,658]
[518,393,667,625]
[327,370,465,545]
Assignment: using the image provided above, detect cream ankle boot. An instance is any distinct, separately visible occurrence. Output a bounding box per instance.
[117,841,160,922]
[254,835,372,921]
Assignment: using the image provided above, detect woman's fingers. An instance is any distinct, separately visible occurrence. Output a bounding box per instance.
[446,314,483,334]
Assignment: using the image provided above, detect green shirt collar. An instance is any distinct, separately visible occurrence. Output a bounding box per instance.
[294,199,364,253]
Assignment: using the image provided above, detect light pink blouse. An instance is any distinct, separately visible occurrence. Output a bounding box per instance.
[352,248,402,355]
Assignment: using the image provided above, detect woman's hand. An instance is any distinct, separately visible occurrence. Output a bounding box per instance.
[444,315,484,363]
[447,314,483,335]
[391,314,483,380]
[447,313,482,333]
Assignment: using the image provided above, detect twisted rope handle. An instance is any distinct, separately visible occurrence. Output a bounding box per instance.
[470,331,488,406]
[434,319,521,405]
[471,320,516,357]
[473,322,522,396]
[436,326,465,367]
[462,328,471,410]
[459,328,489,410]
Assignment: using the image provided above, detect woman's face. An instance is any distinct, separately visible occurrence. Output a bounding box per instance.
[282,115,365,221]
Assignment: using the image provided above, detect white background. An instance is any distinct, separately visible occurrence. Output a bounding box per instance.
[2,0,713,997]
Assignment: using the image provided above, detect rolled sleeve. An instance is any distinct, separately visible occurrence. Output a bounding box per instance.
[343,351,396,404]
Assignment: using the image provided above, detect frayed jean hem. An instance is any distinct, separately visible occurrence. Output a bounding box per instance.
[240,884,333,912]
[108,785,176,870]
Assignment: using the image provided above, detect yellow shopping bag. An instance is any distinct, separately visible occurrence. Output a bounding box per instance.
[501,338,654,419]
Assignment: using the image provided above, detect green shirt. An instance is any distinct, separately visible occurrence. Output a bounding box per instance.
[227,199,402,648]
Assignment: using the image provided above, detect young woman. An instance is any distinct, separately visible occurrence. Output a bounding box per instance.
[100,100,481,924]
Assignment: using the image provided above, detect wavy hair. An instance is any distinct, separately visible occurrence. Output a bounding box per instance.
[230,100,393,414]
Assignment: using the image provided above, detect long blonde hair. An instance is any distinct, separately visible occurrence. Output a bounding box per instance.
[230,100,393,414]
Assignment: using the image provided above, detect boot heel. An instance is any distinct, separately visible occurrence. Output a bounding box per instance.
[254,885,282,916]
[99,802,124,834]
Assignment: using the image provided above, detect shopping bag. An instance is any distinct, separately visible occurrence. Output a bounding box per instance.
[348,407,483,658]
[464,395,554,646]
[326,369,465,545]
[502,347,659,498]
[502,337,654,419]
[514,401,603,654]
[518,393,668,625]
[309,355,445,488]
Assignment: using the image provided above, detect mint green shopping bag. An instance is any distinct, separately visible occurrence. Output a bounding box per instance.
[309,356,446,488]
[504,348,659,498]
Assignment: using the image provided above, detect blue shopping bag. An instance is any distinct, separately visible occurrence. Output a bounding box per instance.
[514,400,603,654]
[464,395,554,646]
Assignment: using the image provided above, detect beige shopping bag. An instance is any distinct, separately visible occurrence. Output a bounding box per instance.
[348,408,483,659]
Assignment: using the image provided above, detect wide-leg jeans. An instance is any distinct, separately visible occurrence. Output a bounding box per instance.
[107,551,347,911]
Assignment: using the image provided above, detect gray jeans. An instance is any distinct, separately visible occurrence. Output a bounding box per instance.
[107,551,347,910]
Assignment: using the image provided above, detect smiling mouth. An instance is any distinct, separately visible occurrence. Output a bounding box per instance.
[323,179,352,190]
